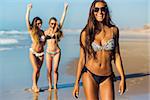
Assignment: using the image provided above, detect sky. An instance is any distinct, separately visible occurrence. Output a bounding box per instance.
[0,0,149,30]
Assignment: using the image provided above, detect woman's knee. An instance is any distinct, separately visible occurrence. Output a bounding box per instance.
[47,69,52,76]
[54,69,58,74]
[33,68,40,73]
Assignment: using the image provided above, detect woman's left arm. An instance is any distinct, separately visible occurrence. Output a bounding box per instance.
[114,27,126,95]
[59,3,68,29]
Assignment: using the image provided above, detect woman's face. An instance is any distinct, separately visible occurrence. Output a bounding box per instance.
[93,2,106,22]
[49,19,56,29]
[36,20,42,29]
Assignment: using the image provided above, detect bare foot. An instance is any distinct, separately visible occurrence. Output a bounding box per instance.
[32,86,39,93]
[48,87,52,92]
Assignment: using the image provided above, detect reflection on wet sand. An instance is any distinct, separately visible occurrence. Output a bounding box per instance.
[32,92,39,100]
[48,89,58,100]
[31,90,58,100]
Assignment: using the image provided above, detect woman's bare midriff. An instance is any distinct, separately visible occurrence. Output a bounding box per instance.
[85,50,113,76]
[31,43,44,53]
[46,39,60,52]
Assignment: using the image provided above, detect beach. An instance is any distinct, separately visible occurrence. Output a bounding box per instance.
[0,0,149,99]
[0,28,149,100]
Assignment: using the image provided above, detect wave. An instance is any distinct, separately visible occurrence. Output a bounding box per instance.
[0,38,18,45]
[0,48,12,51]
[0,30,28,35]
[63,29,81,33]
[0,29,82,36]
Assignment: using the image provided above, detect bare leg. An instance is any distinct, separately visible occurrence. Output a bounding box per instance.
[29,52,44,92]
[99,77,114,100]
[46,53,53,91]
[53,52,60,89]
[82,71,99,100]
[37,56,44,83]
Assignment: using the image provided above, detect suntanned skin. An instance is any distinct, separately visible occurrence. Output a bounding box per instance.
[26,3,45,93]
[73,2,126,100]
[44,3,68,91]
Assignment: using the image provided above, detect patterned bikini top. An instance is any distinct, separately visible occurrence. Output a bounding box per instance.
[91,38,115,51]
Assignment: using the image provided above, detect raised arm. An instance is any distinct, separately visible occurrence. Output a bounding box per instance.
[59,3,68,29]
[114,27,126,95]
[73,31,86,98]
[26,3,32,31]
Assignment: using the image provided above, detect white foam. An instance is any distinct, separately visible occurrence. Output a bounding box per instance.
[0,29,82,35]
[63,29,81,34]
[0,30,28,35]
[0,38,18,45]
[0,48,12,51]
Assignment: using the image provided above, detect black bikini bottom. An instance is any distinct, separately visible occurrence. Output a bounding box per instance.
[82,66,112,84]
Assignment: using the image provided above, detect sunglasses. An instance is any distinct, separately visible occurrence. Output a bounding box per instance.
[94,7,107,12]
[50,23,56,26]
[37,22,42,25]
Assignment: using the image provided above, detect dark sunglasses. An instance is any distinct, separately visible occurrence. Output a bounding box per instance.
[50,23,56,26]
[94,7,107,12]
[37,22,42,25]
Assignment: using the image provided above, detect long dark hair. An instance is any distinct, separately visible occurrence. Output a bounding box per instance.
[31,16,42,30]
[30,17,43,43]
[49,17,63,41]
[80,0,115,58]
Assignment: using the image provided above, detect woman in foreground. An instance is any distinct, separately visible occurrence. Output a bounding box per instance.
[73,0,126,100]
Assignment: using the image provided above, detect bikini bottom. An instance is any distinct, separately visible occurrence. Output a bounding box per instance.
[82,66,112,84]
[30,48,44,57]
[46,49,60,57]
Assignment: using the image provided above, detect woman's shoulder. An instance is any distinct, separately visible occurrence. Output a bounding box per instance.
[110,26,119,37]
[80,30,87,45]
[80,30,87,37]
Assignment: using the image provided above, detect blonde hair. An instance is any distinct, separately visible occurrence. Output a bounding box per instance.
[49,17,64,42]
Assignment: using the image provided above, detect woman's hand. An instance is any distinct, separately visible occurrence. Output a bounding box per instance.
[72,83,79,99]
[64,2,68,9]
[119,79,126,95]
[27,3,32,10]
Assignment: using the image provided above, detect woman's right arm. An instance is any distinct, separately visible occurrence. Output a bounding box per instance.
[73,31,86,98]
[26,3,32,32]
[59,3,68,29]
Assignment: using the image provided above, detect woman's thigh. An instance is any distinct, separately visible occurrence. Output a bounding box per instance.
[82,72,99,100]
[53,52,60,71]
[46,53,53,70]
[37,55,44,69]
[29,52,38,70]
[99,77,114,100]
